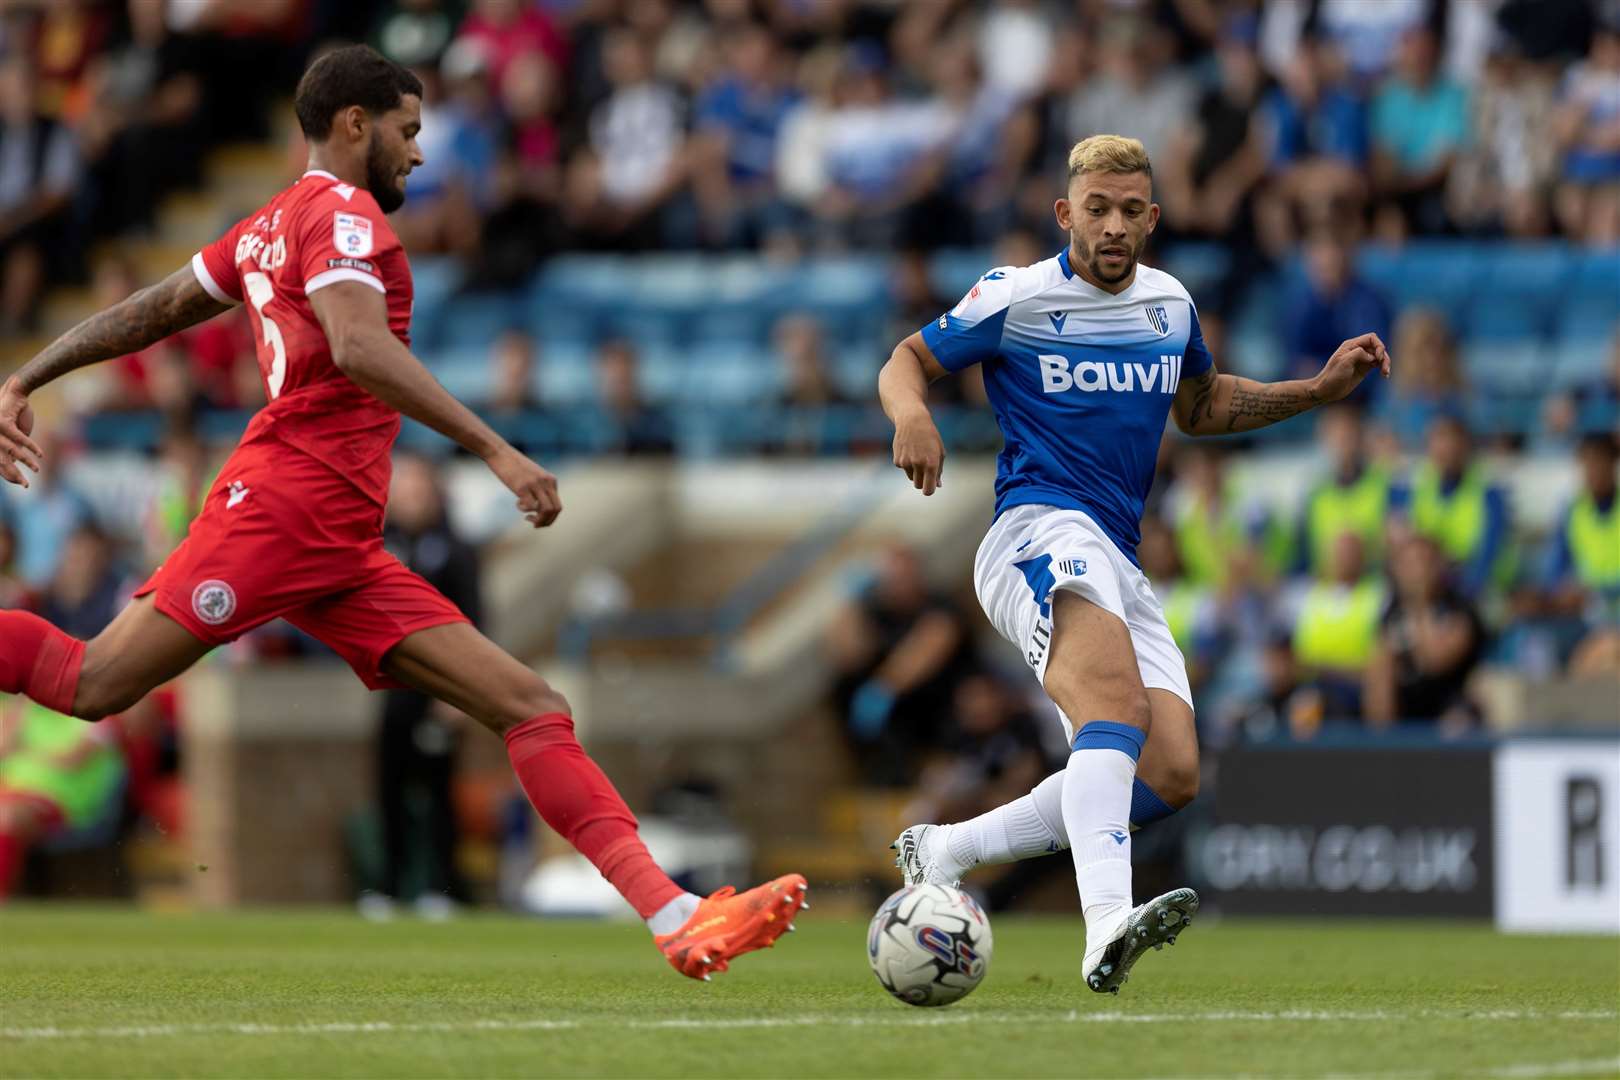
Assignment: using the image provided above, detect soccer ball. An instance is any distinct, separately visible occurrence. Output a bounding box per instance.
[867,884,993,1007]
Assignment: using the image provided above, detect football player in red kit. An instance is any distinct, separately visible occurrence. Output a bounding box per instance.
[0,45,804,977]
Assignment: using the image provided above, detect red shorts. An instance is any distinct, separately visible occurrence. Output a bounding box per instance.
[134,443,468,690]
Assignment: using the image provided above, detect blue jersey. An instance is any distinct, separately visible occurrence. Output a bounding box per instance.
[920,249,1214,566]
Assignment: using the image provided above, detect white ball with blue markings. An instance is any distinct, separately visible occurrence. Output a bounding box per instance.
[867,884,993,1007]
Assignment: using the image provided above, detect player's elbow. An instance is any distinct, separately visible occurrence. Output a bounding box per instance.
[327,329,373,378]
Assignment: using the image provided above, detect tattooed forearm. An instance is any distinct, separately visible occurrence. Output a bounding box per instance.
[10,265,230,394]
[1223,379,1322,432]
[1174,371,1323,435]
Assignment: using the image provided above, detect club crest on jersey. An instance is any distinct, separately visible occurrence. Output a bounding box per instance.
[1144,304,1171,336]
[191,579,237,626]
[333,212,374,257]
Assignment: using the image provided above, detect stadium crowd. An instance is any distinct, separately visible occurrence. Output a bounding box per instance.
[1,1,1618,893]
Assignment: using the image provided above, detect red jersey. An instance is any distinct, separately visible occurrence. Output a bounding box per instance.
[191,169,414,507]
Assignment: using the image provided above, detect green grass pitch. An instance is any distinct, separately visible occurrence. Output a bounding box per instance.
[2,906,1617,1079]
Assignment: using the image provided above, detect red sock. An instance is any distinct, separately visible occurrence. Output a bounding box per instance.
[504,713,684,920]
[0,610,84,715]
[0,832,24,899]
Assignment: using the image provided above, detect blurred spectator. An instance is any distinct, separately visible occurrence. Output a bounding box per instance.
[486,330,542,417]
[1447,43,1559,237]
[1158,19,1270,311]
[826,542,975,787]
[388,54,496,256]
[1281,231,1391,405]
[1315,0,1431,82]
[594,339,673,456]
[1137,513,1222,695]
[1392,413,1514,599]
[457,0,567,94]
[1220,625,1310,743]
[1062,17,1194,202]
[1380,308,1465,447]
[770,313,850,456]
[1542,332,1620,444]
[1364,533,1485,732]
[38,524,123,641]
[0,433,92,590]
[901,670,1062,912]
[1552,23,1620,246]
[1290,531,1386,720]
[1258,39,1369,249]
[978,0,1052,99]
[1299,407,1394,580]
[1165,445,1289,592]
[0,52,81,333]
[803,43,954,250]
[691,23,800,249]
[569,29,688,250]
[361,454,482,919]
[0,701,125,902]
[141,428,213,573]
[1371,28,1472,237]
[1539,433,1620,673]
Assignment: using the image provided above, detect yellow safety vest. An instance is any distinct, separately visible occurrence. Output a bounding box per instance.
[1306,468,1390,578]
[1568,494,1620,590]
[1293,579,1386,671]
[1175,489,1290,588]
[1160,581,1208,657]
[1408,463,1515,587]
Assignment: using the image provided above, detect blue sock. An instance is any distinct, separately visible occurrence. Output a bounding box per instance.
[1130,778,1178,828]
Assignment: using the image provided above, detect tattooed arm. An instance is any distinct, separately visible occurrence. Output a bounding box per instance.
[0,263,231,485]
[1172,332,1392,436]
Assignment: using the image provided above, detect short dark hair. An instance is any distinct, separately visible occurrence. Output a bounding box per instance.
[294,44,423,141]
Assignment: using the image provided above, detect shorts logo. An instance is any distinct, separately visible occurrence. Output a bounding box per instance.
[1056,557,1087,576]
[192,579,237,626]
[333,212,374,257]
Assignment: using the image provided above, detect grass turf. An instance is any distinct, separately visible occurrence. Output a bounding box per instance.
[2,906,1617,1079]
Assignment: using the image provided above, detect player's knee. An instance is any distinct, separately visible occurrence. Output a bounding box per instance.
[483,674,571,736]
[1156,757,1200,808]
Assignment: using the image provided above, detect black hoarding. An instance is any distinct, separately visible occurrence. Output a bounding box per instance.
[1196,746,1494,917]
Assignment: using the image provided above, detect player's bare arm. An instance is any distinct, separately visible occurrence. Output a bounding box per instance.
[308,280,561,528]
[879,330,949,495]
[1172,332,1393,436]
[0,264,230,486]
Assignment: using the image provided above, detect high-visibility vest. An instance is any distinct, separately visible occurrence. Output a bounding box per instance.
[1293,579,1385,671]
[1568,493,1620,590]
[1408,463,1515,587]
[1160,580,1207,657]
[1175,489,1290,588]
[1306,468,1390,578]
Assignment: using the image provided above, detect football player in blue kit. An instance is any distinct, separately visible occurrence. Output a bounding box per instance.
[879,134,1391,994]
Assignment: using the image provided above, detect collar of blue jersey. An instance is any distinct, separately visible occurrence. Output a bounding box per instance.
[1056,247,1074,279]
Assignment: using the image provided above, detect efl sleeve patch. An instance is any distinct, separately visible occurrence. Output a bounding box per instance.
[326,256,377,274]
[332,211,374,258]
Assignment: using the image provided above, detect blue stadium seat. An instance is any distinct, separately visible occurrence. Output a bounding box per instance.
[1553,294,1619,344]
[438,291,523,350]
[1458,295,1546,344]
[930,248,991,296]
[1463,342,1550,394]
[425,346,493,402]
[686,344,780,405]
[536,341,596,405]
[1569,249,1620,302]
[1548,338,1612,389]
[636,343,687,404]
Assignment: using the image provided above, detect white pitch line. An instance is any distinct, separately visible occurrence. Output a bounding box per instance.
[2,1008,1615,1042]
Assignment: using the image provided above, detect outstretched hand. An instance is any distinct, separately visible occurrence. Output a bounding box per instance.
[0,379,42,488]
[486,445,562,528]
[1314,333,1393,404]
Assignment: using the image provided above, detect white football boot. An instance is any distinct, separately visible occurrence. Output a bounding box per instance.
[1082,887,1199,995]
[890,824,962,887]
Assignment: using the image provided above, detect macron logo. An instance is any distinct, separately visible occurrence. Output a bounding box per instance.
[1109,831,1128,845]
[1039,353,1182,395]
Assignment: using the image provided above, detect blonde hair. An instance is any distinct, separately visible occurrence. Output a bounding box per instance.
[1067,135,1152,180]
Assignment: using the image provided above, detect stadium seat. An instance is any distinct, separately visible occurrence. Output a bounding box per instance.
[685,344,781,405]
[1459,295,1546,344]
[1553,294,1619,344]
[536,341,597,405]
[439,291,523,350]
[930,248,991,295]
[1464,341,1550,395]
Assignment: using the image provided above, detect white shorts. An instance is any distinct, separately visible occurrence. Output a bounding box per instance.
[973,503,1194,743]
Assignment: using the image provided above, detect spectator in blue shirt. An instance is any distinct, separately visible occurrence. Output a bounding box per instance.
[1371,28,1471,236]
[1281,231,1391,407]
[1258,38,1369,249]
[691,24,801,249]
[0,432,93,591]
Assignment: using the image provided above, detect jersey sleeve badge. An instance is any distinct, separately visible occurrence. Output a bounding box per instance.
[333,212,374,257]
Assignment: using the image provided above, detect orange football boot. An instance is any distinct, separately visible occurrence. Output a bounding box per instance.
[655,873,810,981]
